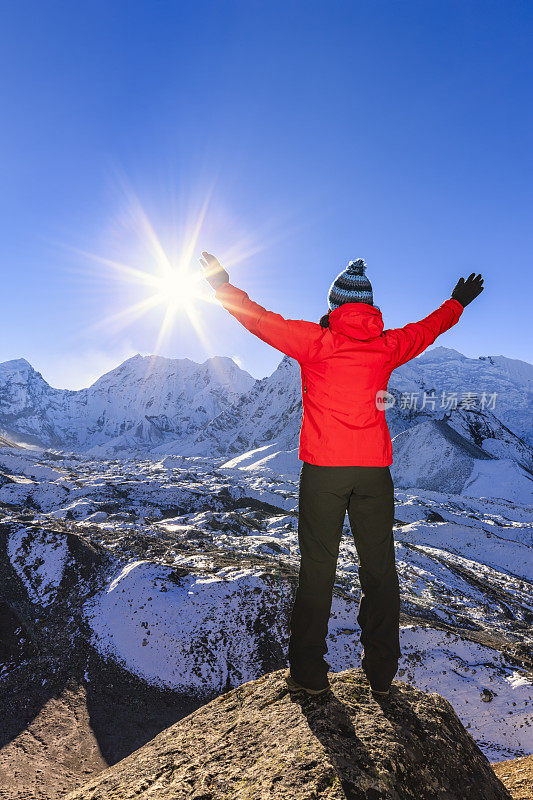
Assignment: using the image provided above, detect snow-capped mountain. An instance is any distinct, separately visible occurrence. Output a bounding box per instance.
[196,350,533,502]
[444,405,533,471]
[389,347,533,447]
[181,348,533,466]
[0,355,255,452]
[0,347,531,502]
[172,355,303,458]
[2,347,531,456]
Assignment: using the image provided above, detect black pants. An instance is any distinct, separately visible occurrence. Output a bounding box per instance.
[288,461,401,691]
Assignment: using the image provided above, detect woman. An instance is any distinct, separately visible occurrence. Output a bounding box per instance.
[199,251,484,697]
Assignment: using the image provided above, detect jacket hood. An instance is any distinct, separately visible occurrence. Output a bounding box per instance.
[328,302,384,340]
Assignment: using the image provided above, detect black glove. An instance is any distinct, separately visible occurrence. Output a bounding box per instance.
[198,251,230,291]
[451,273,484,307]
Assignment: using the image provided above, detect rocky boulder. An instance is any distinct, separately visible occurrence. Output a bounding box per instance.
[64,667,512,800]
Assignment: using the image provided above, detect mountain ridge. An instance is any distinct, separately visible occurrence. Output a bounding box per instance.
[0,348,531,462]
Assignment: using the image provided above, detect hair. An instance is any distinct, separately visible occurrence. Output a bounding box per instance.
[319,311,330,328]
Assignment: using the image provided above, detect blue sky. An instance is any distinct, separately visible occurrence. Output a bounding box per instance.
[1,1,531,388]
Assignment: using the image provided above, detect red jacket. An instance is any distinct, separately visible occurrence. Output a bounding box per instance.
[214,282,464,466]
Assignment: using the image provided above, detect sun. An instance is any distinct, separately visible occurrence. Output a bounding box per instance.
[65,188,220,358]
[100,250,214,356]
[141,260,212,356]
[153,264,204,311]
[63,180,261,364]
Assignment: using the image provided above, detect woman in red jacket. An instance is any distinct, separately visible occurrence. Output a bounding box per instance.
[199,251,484,697]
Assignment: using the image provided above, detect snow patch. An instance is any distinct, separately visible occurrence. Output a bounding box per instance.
[7,527,68,605]
[84,560,291,693]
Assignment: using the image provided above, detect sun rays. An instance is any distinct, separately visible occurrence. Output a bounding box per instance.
[56,181,228,363]
[51,170,297,386]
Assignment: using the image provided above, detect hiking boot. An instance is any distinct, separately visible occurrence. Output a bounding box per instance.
[285,668,331,696]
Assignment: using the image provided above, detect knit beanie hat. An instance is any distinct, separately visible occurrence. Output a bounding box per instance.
[327,258,374,311]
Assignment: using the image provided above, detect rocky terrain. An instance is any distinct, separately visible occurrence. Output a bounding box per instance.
[492,754,533,800]
[62,668,513,800]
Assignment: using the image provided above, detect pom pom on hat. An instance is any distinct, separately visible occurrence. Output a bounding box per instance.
[346,258,367,275]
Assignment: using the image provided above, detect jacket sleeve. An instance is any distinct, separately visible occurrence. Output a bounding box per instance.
[214,282,322,363]
[384,298,464,369]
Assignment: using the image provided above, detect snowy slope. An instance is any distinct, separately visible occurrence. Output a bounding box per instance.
[390,419,533,503]
[84,559,291,694]
[391,419,489,493]
[0,358,71,447]
[444,406,533,471]
[463,459,533,504]
[220,444,303,479]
